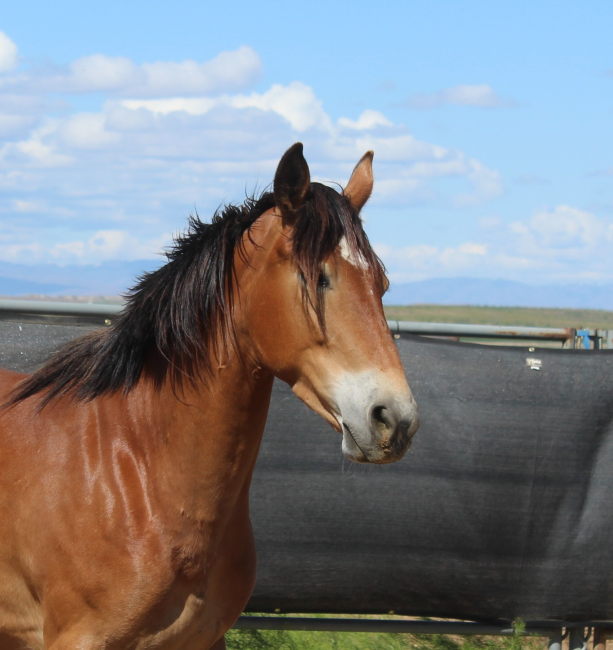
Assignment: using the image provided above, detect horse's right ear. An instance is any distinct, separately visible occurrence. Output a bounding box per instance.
[274,143,310,222]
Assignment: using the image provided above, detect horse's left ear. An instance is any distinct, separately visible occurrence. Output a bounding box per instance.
[274,143,311,221]
[343,151,374,212]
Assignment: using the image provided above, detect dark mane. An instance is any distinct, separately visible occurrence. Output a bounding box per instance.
[7,183,385,407]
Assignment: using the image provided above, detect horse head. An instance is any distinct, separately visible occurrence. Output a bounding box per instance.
[238,143,419,463]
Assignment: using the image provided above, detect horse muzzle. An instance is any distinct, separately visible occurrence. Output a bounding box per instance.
[334,372,419,464]
[341,401,419,463]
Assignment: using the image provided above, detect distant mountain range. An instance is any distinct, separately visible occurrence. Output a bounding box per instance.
[1,262,612,311]
[384,278,613,310]
[0,259,163,297]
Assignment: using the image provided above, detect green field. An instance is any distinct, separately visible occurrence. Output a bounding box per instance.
[7,296,613,331]
[227,617,544,650]
[384,304,613,329]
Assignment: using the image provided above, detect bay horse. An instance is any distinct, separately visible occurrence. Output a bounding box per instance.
[0,143,419,650]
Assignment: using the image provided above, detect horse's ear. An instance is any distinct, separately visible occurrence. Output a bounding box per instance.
[343,151,374,212]
[274,143,310,221]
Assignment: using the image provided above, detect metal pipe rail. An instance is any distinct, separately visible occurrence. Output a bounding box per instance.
[0,299,609,347]
[387,320,575,341]
[234,616,612,650]
[0,298,123,319]
[388,320,613,349]
[233,616,558,636]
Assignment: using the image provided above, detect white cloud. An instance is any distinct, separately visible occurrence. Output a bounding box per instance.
[0,229,171,265]
[58,230,171,262]
[376,241,490,282]
[0,34,505,265]
[123,81,332,132]
[0,114,35,137]
[53,46,262,98]
[501,205,609,265]
[137,46,262,97]
[68,55,140,92]
[0,241,45,261]
[455,159,504,206]
[458,242,487,255]
[121,96,216,116]
[526,205,604,248]
[408,84,513,109]
[499,205,613,279]
[479,215,501,230]
[377,205,613,284]
[1,121,74,168]
[0,32,18,74]
[59,113,121,149]
[230,83,332,132]
[367,152,502,207]
[338,110,393,131]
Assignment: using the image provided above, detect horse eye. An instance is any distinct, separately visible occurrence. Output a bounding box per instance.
[381,275,390,296]
[318,271,331,290]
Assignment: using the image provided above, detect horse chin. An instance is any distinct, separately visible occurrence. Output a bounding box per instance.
[341,427,370,463]
[341,425,412,464]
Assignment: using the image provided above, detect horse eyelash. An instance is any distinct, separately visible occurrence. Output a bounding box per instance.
[318,271,331,291]
[298,269,330,291]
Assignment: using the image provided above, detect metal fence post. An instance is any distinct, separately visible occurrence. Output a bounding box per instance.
[568,628,589,650]
[548,631,563,650]
[593,628,613,650]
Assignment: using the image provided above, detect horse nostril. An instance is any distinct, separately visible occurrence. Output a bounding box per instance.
[371,405,393,434]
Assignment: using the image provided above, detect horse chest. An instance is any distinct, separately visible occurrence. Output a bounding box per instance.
[133,524,256,649]
[134,594,220,650]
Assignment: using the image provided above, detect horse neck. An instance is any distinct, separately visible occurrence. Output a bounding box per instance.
[122,340,275,518]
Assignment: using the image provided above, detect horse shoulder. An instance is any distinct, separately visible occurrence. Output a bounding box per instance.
[0,367,26,400]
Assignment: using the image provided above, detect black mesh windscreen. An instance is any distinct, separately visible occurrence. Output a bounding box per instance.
[248,336,613,623]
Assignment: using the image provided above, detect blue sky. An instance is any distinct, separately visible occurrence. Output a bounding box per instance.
[0,0,612,287]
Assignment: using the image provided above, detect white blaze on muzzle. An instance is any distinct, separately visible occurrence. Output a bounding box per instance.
[327,370,419,464]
